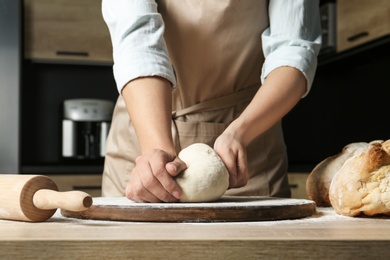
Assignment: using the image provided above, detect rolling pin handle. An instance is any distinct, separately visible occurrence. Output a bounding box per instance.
[33,189,93,212]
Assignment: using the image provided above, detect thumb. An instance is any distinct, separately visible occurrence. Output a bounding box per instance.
[166,157,187,177]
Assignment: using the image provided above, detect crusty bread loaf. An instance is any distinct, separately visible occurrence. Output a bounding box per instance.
[306,142,369,206]
[329,140,390,216]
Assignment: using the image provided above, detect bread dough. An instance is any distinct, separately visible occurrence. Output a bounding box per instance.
[175,143,229,202]
[329,140,390,216]
[306,142,369,206]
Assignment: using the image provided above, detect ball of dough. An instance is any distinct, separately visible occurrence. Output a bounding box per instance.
[175,143,229,202]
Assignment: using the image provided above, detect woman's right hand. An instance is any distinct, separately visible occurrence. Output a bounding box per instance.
[125,149,187,203]
[121,76,184,203]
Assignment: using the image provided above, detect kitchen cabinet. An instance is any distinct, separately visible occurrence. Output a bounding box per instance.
[336,0,390,52]
[288,173,309,199]
[24,0,113,63]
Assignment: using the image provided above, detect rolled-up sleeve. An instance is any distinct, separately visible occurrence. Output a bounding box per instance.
[261,0,322,97]
[102,0,176,93]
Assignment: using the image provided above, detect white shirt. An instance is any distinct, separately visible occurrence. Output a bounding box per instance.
[102,0,322,97]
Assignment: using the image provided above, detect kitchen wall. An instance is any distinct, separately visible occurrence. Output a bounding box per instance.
[1,0,389,174]
[21,39,390,173]
[284,40,390,171]
[21,62,118,168]
[0,0,21,173]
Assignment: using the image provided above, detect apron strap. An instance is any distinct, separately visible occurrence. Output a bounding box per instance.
[172,84,259,119]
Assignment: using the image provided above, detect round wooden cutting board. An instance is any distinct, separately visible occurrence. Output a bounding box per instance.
[61,196,316,222]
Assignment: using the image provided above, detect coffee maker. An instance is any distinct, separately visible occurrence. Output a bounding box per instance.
[62,99,114,160]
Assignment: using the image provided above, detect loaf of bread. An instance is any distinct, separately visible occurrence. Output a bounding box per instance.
[329,140,390,216]
[306,142,369,206]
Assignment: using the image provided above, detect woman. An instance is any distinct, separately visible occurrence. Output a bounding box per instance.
[101,0,322,202]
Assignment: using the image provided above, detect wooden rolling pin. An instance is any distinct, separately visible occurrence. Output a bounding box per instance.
[0,174,92,222]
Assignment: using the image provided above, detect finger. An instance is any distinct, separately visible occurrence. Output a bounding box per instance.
[126,168,161,203]
[134,156,177,202]
[146,153,181,201]
[127,185,161,203]
[228,167,238,189]
[149,163,181,201]
[145,168,179,202]
[219,151,238,188]
[164,158,186,200]
[236,149,249,187]
[166,157,187,177]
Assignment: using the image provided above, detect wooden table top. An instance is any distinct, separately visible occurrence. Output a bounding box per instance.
[1,207,390,259]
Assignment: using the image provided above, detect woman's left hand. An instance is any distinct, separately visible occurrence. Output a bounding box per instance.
[214,131,249,189]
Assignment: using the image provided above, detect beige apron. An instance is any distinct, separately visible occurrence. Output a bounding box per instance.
[102,0,291,198]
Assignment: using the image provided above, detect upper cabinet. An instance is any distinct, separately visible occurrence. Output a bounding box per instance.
[24,0,113,64]
[336,0,390,52]
[24,0,390,63]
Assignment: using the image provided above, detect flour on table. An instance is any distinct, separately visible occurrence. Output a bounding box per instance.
[91,196,314,208]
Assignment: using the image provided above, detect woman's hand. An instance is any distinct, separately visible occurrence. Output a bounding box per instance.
[126,149,187,202]
[215,67,307,189]
[122,76,186,203]
[214,131,249,189]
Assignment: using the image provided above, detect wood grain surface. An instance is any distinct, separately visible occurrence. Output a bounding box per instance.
[61,196,316,222]
[1,207,390,259]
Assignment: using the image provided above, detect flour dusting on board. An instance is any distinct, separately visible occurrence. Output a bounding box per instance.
[91,196,313,208]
